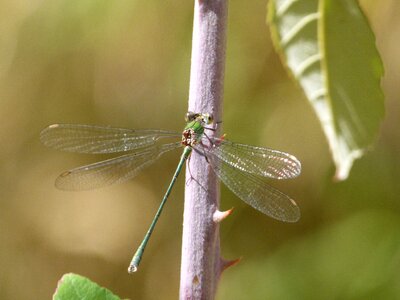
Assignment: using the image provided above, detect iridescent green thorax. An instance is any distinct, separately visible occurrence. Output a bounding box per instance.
[181,119,205,147]
[181,112,213,147]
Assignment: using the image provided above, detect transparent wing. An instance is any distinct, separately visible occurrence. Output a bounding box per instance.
[55,142,182,190]
[40,124,181,154]
[196,144,300,222]
[205,139,301,179]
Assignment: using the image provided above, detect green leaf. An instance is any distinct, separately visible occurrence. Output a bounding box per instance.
[53,273,121,300]
[268,0,384,180]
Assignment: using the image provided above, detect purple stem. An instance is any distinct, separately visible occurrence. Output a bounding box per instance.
[180,0,228,299]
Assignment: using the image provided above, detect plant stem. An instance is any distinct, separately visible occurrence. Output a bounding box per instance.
[180,0,228,299]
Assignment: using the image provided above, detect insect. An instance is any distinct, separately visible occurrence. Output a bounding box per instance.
[40,112,301,273]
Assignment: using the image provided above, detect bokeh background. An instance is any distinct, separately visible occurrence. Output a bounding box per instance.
[1,0,399,299]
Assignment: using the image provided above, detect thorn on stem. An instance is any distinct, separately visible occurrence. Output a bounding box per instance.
[213,207,234,223]
[221,257,241,273]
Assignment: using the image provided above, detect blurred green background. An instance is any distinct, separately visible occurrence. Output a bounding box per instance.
[1,1,399,299]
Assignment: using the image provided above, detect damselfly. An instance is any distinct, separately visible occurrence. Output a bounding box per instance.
[40,112,301,273]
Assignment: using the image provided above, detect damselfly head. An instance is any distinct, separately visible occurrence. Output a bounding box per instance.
[185,112,213,125]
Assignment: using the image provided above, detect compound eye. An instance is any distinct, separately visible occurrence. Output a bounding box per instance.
[185,111,196,122]
[185,111,193,122]
[202,113,213,124]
